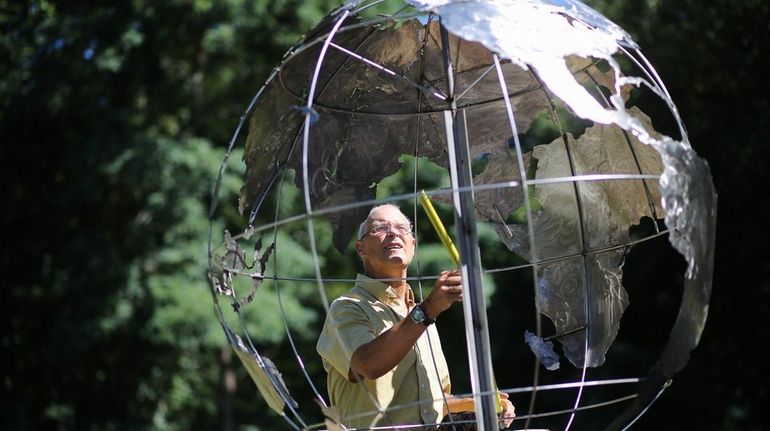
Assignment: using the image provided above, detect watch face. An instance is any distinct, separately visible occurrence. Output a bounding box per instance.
[411,306,426,324]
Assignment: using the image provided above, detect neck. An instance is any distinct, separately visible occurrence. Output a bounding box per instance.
[364,265,409,295]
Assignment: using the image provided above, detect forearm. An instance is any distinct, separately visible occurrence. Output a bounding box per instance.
[350,318,426,380]
[349,270,462,381]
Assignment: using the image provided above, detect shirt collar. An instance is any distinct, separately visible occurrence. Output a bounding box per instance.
[355,273,414,307]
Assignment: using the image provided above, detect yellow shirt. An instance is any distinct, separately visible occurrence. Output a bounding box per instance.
[316,274,451,429]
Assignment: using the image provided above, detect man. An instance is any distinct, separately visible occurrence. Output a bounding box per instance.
[317,204,514,429]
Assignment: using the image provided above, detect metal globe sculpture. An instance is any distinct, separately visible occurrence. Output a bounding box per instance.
[207,0,716,430]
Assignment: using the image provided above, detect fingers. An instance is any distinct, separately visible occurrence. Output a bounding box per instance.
[438,270,462,285]
[505,400,515,417]
[501,399,515,428]
[440,270,462,287]
[444,276,463,300]
[435,271,461,292]
[444,284,463,294]
[424,270,464,318]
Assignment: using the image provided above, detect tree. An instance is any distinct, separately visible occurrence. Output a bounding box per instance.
[1,0,337,429]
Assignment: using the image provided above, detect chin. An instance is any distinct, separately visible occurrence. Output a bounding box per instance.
[385,253,406,263]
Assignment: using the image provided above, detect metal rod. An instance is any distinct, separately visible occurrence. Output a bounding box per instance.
[328,42,447,101]
[439,19,497,431]
[447,133,499,431]
[445,108,499,431]
[492,53,542,430]
[544,325,588,342]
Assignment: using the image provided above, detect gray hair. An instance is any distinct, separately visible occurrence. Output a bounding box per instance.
[357,204,411,239]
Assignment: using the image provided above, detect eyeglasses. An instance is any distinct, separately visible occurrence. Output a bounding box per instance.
[363,222,412,238]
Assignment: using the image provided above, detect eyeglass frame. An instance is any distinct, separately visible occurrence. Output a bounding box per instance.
[359,221,413,240]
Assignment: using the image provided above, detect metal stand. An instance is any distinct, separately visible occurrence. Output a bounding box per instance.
[444,109,499,431]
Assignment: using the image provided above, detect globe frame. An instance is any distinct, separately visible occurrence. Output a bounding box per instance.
[207,1,717,430]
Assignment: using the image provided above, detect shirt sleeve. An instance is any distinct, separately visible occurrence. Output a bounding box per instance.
[316,298,375,380]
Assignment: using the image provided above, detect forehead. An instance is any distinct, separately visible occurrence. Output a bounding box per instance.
[368,206,409,225]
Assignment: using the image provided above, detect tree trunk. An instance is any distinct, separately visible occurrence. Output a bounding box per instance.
[219,345,236,431]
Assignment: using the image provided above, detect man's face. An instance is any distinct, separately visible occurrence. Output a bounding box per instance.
[356,206,416,272]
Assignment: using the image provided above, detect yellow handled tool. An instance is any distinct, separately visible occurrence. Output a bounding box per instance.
[418,190,460,267]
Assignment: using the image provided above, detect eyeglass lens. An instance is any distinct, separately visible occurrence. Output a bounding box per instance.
[371,223,410,235]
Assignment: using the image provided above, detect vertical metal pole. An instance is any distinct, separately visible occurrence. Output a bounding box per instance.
[444,110,498,431]
[440,21,498,431]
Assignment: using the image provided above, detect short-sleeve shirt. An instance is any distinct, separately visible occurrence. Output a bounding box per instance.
[316,274,451,429]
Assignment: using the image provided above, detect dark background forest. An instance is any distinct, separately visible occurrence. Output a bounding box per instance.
[2,0,768,430]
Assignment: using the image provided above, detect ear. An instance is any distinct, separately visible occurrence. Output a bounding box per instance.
[355,240,365,257]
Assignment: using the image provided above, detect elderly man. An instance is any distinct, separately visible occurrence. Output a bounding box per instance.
[317,204,514,429]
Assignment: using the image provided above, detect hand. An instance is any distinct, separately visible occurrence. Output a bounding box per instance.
[498,392,515,429]
[422,270,463,320]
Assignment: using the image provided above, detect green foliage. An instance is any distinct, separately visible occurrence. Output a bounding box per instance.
[1,0,340,429]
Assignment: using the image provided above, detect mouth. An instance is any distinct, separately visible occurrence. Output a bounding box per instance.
[384,244,403,251]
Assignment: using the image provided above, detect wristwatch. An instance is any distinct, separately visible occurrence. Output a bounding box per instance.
[409,303,435,326]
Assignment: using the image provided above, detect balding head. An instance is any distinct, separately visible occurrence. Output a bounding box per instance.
[358,204,411,240]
